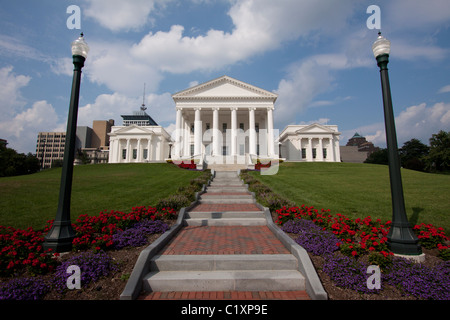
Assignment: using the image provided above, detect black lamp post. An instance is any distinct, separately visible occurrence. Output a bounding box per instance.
[372,32,422,256]
[43,33,89,253]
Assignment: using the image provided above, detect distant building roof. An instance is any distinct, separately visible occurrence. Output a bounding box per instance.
[351,132,363,138]
[121,110,158,126]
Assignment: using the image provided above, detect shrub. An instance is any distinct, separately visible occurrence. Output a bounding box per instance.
[257,193,295,212]
[0,277,50,300]
[53,251,118,293]
[0,225,59,276]
[413,223,449,249]
[437,244,450,261]
[368,251,393,271]
[155,194,191,211]
[177,185,199,201]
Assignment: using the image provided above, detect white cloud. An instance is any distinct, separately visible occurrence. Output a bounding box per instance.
[391,39,448,61]
[0,66,31,117]
[385,0,450,31]
[438,85,450,93]
[273,52,369,128]
[78,91,175,127]
[0,100,61,153]
[86,0,359,95]
[346,102,450,147]
[83,0,162,32]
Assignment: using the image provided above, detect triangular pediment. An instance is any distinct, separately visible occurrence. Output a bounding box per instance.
[172,75,278,100]
[296,123,336,134]
[112,125,155,135]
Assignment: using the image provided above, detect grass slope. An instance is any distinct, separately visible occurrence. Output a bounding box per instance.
[0,163,202,230]
[250,162,450,235]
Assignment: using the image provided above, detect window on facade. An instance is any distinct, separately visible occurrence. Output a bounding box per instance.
[312,148,317,159]
[323,148,327,159]
[143,149,148,160]
[133,149,137,159]
[222,123,227,133]
[122,149,126,160]
[301,148,306,159]
[191,125,194,133]
[222,146,228,156]
[255,123,259,132]
[239,123,244,130]
[239,144,245,155]
[257,144,260,156]
[190,144,194,156]
[206,123,210,130]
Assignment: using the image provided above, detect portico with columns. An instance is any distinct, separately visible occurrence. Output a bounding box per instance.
[278,124,341,162]
[171,76,278,169]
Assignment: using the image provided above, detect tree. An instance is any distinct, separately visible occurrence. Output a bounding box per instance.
[364,148,388,165]
[399,138,429,171]
[424,130,450,172]
[0,144,40,177]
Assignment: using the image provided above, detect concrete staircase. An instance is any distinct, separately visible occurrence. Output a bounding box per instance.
[141,171,306,293]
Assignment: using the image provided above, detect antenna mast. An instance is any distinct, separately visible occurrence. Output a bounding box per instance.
[141,83,147,111]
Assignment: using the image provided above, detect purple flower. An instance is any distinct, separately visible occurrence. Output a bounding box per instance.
[282,219,339,256]
[113,219,169,249]
[0,277,50,300]
[53,251,117,293]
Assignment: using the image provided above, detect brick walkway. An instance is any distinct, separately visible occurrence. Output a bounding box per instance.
[138,173,310,301]
[159,226,290,255]
[140,291,310,300]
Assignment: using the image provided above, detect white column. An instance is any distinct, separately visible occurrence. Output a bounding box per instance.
[180,115,185,158]
[117,139,122,163]
[183,120,190,157]
[213,107,219,156]
[137,138,142,162]
[308,137,313,162]
[147,137,152,161]
[194,107,202,156]
[126,139,131,162]
[267,107,274,157]
[249,107,256,155]
[318,137,324,161]
[334,135,341,162]
[231,107,237,156]
[329,137,335,162]
[175,108,182,158]
[298,138,303,160]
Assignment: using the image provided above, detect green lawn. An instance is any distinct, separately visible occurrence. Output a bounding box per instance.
[250,162,450,235]
[0,163,202,230]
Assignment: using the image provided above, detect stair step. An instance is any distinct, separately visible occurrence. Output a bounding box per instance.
[143,270,305,292]
[150,254,298,271]
[185,211,264,219]
[207,187,249,193]
[183,218,267,226]
[199,198,255,204]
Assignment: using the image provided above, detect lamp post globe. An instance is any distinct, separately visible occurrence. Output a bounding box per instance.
[43,33,89,253]
[372,32,422,257]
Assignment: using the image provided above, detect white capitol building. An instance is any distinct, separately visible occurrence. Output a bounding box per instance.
[108,76,341,169]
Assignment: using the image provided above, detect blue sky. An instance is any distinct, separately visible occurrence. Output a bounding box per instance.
[1,0,449,154]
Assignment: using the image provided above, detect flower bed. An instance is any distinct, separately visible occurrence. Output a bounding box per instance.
[0,205,173,300]
[278,206,450,299]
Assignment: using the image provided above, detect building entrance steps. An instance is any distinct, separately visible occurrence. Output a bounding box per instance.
[138,171,311,298]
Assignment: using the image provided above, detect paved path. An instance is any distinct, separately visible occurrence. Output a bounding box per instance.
[138,171,310,300]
